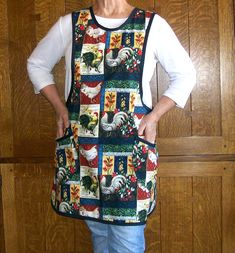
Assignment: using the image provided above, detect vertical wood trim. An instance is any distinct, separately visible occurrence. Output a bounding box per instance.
[0,0,13,157]
[222,165,235,253]
[219,0,235,153]
[0,174,5,253]
[0,165,19,253]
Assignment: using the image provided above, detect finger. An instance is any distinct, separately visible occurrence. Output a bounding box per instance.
[145,127,156,143]
[57,125,64,138]
[138,121,146,135]
[63,115,70,129]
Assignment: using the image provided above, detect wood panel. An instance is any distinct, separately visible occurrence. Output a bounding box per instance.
[0,0,13,157]
[193,177,222,253]
[189,0,221,137]
[160,177,193,253]
[7,0,42,157]
[156,0,192,138]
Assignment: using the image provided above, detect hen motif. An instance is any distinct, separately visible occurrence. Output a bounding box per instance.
[81,82,102,102]
[80,146,98,166]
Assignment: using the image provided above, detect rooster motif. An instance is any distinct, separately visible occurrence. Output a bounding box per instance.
[100,175,126,194]
[56,167,68,184]
[79,111,98,135]
[82,48,103,73]
[106,47,134,67]
[81,82,102,102]
[101,111,128,131]
[81,175,99,196]
[80,146,98,166]
[59,202,72,213]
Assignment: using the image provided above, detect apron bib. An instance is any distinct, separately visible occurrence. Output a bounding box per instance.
[50,7,159,225]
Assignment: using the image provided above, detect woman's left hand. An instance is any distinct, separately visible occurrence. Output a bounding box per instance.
[137,112,159,144]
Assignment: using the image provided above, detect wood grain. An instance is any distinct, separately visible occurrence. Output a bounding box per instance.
[189,0,221,137]
[0,0,13,157]
[0,175,5,253]
[145,177,161,253]
[160,177,193,253]
[222,164,235,253]
[7,0,42,157]
[14,163,77,253]
[129,0,155,11]
[219,0,235,153]
[157,0,192,138]
[193,177,222,253]
[158,136,224,155]
[0,0,235,252]
[65,0,93,13]
[0,164,19,253]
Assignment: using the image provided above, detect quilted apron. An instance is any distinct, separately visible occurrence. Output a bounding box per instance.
[50,7,159,225]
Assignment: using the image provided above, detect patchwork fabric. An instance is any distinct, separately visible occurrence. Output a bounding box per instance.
[50,7,159,225]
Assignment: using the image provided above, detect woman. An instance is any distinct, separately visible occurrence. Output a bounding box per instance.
[27,0,196,252]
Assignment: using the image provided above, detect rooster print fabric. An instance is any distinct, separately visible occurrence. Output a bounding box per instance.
[50,7,159,225]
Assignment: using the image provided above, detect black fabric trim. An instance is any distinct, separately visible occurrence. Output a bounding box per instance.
[89,6,138,31]
[139,12,155,112]
[66,12,77,106]
[136,136,156,148]
[50,199,149,226]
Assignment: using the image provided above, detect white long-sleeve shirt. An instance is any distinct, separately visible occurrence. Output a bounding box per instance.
[27,12,196,109]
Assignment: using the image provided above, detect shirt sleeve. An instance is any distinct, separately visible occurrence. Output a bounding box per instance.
[151,14,197,108]
[27,16,66,94]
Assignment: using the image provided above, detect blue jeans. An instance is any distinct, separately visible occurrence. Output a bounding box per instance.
[85,220,146,253]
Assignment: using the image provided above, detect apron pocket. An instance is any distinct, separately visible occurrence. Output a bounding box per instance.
[135,136,156,148]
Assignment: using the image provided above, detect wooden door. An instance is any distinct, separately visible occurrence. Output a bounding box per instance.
[0,0,234,252]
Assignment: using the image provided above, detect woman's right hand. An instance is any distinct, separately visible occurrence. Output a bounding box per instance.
[56,106,70,139]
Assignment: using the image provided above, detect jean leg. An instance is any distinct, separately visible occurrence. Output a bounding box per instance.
[85,220,109,253]
[108,224,146,253]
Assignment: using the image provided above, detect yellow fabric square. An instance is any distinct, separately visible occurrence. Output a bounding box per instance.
[102,156,115,175]
[104,92,117,111]
[110,33,122,49]
[70,184,80,203]
[127,156,135,175]
[129,92,137,112]
[134,32,144,48]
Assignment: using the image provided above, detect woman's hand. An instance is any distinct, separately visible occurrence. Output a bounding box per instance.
[138,111,159,143]
[138,95,176,143]
[56,106,70,139]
